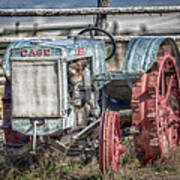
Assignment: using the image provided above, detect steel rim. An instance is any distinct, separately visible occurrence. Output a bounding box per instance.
[99,110,125,176]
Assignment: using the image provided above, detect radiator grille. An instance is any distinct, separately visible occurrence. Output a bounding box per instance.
[11,60,60,118]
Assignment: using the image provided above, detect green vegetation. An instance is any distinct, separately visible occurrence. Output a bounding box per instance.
[0,139,180,179]
[0,85,4,97]
[0,146,100,180]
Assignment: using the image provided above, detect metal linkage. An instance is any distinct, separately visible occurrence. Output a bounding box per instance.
[32,120,38,154]
[0,6,180,16]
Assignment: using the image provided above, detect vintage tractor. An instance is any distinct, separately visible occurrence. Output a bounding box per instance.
[1,26,180,176]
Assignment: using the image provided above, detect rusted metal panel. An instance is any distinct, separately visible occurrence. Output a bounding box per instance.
[11,60,60,118]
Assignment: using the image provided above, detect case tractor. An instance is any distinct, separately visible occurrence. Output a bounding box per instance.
[1,26,180,176]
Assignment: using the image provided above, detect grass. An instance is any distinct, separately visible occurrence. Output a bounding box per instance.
[0,112,180,179]
[0,145,101,180]
[0,85,4,97]
[115,146,180,180]
[0,139,179,180]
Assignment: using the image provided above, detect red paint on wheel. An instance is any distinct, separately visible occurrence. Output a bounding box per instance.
[131,45,180,164]
[99,110,125,176]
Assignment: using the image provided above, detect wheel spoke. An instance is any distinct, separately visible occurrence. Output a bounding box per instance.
[168,114,179,121]
[157,57,179,154]
[112,113,124,176]
[161,68,165,96]
[164,75,174,104]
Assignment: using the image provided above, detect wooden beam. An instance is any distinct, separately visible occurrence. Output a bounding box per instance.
[1,35,180,43]
[0,24,88,36]
[96,0,109,29]
[0,6,180,16]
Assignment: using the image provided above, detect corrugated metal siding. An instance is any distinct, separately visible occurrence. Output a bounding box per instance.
[11,60,60,118]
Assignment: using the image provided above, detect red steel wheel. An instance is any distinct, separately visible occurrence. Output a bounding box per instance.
[106,111,113,170]
[99,110,110,174]
[156,55,180,154]
[131,73,160,164]
[103,110,109,173]
[111,112,125,176]
[99,110,125,176]
[99,111,105,174]
[131,51,180,164]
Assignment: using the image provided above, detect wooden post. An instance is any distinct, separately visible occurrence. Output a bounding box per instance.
[96,0,109,29]
[15,21,20,36]
[32,23,38,36]
[111,22,128,70]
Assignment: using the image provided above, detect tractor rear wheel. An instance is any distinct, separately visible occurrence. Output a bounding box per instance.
[131,53,180,164]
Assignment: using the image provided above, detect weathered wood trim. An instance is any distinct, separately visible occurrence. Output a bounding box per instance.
[0,6,179,16]
[1,35,180,43]
[0,24,88,36]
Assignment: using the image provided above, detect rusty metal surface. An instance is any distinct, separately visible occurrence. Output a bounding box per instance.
[131,43,180,164]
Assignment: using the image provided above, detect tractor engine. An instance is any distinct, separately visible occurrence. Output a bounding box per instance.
[68,59,100,129]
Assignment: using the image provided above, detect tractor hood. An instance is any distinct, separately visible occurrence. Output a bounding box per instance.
[2,37,106,79]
